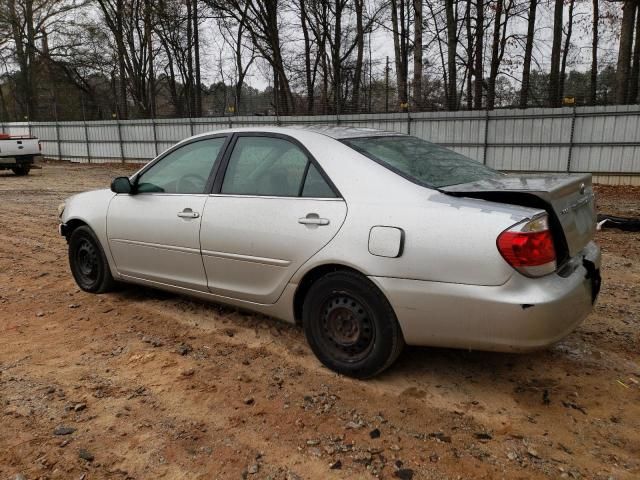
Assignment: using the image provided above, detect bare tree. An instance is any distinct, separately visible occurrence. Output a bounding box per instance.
[616,0,637,104]
[548,0,564,107]
[519,0,538,108]
[591,0,599,104]
[473,0,483,109]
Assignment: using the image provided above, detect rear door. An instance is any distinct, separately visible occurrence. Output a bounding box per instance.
[107,136,228,290]
[200,134,347,304]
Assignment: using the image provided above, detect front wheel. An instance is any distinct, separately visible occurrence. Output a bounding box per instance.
[68,226,115,293]
[302,271,404,379]
[12,166,30,176]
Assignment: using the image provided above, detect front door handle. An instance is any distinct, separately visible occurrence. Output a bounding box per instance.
[298,213,329,226]
[177,208,200,219]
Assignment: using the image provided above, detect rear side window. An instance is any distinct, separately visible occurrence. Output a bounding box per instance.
[342,136,500,188]
[302,164,336,198]
[221,136,337,198]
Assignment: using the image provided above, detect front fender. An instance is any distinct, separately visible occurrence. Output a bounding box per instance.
[61,189,119,278]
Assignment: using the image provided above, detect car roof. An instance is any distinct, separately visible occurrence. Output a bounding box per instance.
[291,125,405,139]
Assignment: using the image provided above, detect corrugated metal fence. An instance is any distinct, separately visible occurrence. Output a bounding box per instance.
[3,105,640,182]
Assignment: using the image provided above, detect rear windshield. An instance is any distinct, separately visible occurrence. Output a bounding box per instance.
[342,135,501,188]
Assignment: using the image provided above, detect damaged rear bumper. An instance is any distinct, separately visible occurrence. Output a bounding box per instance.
[370,241,601,352]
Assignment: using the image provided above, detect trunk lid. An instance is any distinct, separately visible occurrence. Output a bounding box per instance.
[442,173,596,261]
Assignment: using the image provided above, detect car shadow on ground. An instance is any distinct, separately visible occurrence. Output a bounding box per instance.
[110,282,564,388]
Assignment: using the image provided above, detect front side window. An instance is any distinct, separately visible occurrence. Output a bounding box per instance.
[342,135,501,188]
[221,137,309,197]
[137,137,226,194]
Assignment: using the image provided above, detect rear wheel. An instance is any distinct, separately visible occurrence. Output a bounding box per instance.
[12,166,30,176]
[68,226,115,293]
[302,270,404,378]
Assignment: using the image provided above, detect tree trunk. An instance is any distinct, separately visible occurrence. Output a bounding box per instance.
[413,0,423,108]
[519,0,537,108]
[616,0,637,104]
[300,0,314,114]
[486,0,502,110]
[390,0,407,107]
[116,0,128,118]
[628,4,640,103]
[352,0,365,112]
[186,0,194,117]
[559,0,575,101]
[591,0,599,105]
[465,0,473,109]
[548,0,563,107]
[473,0,483,109]
[332,0,343,114]
[145,0,155,117]
[445,0,457,110]
[193,0,202,117]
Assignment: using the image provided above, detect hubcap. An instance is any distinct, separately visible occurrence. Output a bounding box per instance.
[76,238,99,283]
[320,294,375,363]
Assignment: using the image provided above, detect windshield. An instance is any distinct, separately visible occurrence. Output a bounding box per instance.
[342,135,501,188]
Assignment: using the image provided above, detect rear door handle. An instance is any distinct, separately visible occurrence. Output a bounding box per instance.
[298,213,329,226]
[177,208,200,219]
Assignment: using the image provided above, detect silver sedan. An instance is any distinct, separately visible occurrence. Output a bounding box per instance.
[58,126,601,378]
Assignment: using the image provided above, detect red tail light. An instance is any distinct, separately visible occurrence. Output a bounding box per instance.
[497,215,556,277]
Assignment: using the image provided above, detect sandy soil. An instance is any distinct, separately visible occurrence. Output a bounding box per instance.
[1,162,638,480]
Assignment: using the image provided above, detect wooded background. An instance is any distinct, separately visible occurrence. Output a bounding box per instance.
[1,1,640,121]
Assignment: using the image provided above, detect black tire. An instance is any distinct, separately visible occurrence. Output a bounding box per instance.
[68,226,115,293]
[302,270,405,378]
[12,166,30,176]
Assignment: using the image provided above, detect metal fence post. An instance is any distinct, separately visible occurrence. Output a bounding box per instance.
[482,109,490,165]
[567,105,577,172]
[152,117,159,158]
[116,118,125,163]
[55,121,62,162]
[81,97,91,163]
[406,109,412,135]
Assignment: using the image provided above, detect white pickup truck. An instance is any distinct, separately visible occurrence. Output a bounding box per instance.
[0,134,42,175]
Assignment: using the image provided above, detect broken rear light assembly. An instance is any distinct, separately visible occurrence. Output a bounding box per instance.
[497,214,557,277]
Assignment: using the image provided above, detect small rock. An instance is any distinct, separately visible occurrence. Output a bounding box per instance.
[68,304,80,309]
[244,396,255,405]
[78,449,94,462]
[429,432,452,443]
[180,368,195,377]
[527,447,540,459]
[176,343,192,356]
[306,439,320,446]
[286,472,302,480]
[369,428,381,439]
[15,474,27,480]
[74,403,87,412]
[394,469,415,480]
[35,311,45,317]
[474,432,493,441]
[330,459,342,470]
[247,464,259,474]
[345,420,363,429]
[53,426,76,436]
[507,451,518,461]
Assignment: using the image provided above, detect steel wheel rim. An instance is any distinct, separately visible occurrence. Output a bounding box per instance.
[319,293,375,363]
[76,238,99,284]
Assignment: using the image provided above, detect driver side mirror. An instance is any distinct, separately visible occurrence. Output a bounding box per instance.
[111,176,133,194]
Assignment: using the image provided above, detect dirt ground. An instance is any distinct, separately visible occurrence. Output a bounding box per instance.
[1,162,638,480]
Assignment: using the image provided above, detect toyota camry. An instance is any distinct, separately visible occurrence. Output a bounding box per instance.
[58,126,601,378]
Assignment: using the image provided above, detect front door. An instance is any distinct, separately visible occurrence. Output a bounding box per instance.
[107,136,227,290]
[200,134,347,304]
